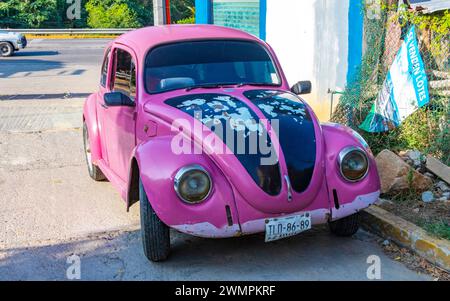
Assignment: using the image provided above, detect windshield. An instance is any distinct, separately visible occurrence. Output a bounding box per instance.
[145,40,281,93]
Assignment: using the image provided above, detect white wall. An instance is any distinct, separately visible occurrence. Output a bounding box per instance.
[265,0,350,120]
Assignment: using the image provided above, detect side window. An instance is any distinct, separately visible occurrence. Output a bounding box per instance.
[100,48,111,87]
[112,48,136,100]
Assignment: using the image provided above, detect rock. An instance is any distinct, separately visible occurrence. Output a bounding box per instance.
[404,150,423,167]
[438,197,448,202]
[412,208,420,213]
[375,149,433,194]
[435,181,450,192]
[421,191,434,203]
[382,239,390,246]
[405,150,422,162]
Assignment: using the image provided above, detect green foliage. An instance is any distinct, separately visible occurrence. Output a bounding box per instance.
[397,8,450,59]
[0,0,195,28]
[176,16,195,24]
[332,3,449,164]
[0,0,155,28]
[423,221,450,240]
[83,0,152,28]
[86,0,141,28]
[0,0,57,28]
[171,0,195,23]
[0,0,88,28]
[175,5,195,25]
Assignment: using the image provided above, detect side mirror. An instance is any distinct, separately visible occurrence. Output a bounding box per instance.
[291,81,312,95]
[104,92,135,107]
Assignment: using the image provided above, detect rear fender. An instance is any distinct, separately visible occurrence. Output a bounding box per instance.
[83,93,102,164]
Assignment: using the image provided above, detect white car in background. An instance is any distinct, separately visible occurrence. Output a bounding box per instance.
[0,30,27,57]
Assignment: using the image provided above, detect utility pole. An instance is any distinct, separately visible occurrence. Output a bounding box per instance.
[153,0,171,25]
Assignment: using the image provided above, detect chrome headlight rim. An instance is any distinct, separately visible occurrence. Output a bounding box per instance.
[338,146,369,182]
[174,164,212,204]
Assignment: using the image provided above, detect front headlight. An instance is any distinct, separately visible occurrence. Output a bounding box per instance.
[174,165,212,204]
[338,147,369,182]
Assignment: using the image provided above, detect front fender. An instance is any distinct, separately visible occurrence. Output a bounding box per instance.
[1,38,19,49]
[83,93,102,164]
[134,136,241,237]
[321,123,381,220]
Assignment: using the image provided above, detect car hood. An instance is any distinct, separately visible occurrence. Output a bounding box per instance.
[0,31,23,39]
[143,89,325,213]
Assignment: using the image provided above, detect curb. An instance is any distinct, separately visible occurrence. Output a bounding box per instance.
[27,34,118,39]
[361,205,450,272]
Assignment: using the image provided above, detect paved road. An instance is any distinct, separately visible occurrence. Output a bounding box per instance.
[0,39,111,97]
[0,39,432,280]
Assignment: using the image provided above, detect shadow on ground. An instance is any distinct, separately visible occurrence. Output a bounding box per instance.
[0,59,64,78]
[12,51,59,57]
[0,227,430,281]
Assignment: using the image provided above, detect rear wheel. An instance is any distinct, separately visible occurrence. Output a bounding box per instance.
[0,42,14,57]
[140,178,170,262]
[329,213,360,236]
[83,122,105,181]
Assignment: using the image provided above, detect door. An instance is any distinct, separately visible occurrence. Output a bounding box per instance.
[97,47,112,165]
[102,46,137,180]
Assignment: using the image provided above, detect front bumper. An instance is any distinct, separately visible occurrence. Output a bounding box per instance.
[17,36,27,49]
[171,190,380,238]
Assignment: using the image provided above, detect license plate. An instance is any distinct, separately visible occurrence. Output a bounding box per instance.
[265,213,311,242]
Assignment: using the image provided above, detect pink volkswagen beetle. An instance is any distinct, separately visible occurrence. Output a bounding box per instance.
[83,25,380,262]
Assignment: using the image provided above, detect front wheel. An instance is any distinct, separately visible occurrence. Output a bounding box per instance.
[329,213,360,237]
[0,42,14,57]
[140,178,170,262]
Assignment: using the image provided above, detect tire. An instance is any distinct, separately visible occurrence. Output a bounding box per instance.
[329,213,360,237]
[0,42,14,57]
[140,178,170,262]
[83,122,105,181]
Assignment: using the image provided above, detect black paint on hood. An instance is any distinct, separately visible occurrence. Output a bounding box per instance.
[165,93,282,196]
[244,90,316,193]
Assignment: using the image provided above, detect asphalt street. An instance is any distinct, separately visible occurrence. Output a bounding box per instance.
[0,39,110,97]
[0,39,432,280]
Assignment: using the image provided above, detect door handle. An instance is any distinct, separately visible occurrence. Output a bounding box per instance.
[101,103,108,109]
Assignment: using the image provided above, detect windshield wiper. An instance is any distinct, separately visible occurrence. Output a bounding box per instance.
[237,82,280,87]
[185,83,238,91]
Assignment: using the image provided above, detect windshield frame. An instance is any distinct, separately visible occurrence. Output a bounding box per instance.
[143,38,284,95]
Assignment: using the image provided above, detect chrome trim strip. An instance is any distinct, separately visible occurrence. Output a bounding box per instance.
[284,175,293,202]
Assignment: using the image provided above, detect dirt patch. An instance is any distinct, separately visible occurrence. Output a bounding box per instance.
[379,196,450,240]
[378,238,450,281]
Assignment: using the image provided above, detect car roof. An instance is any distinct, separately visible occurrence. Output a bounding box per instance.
[113,24,262,59]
